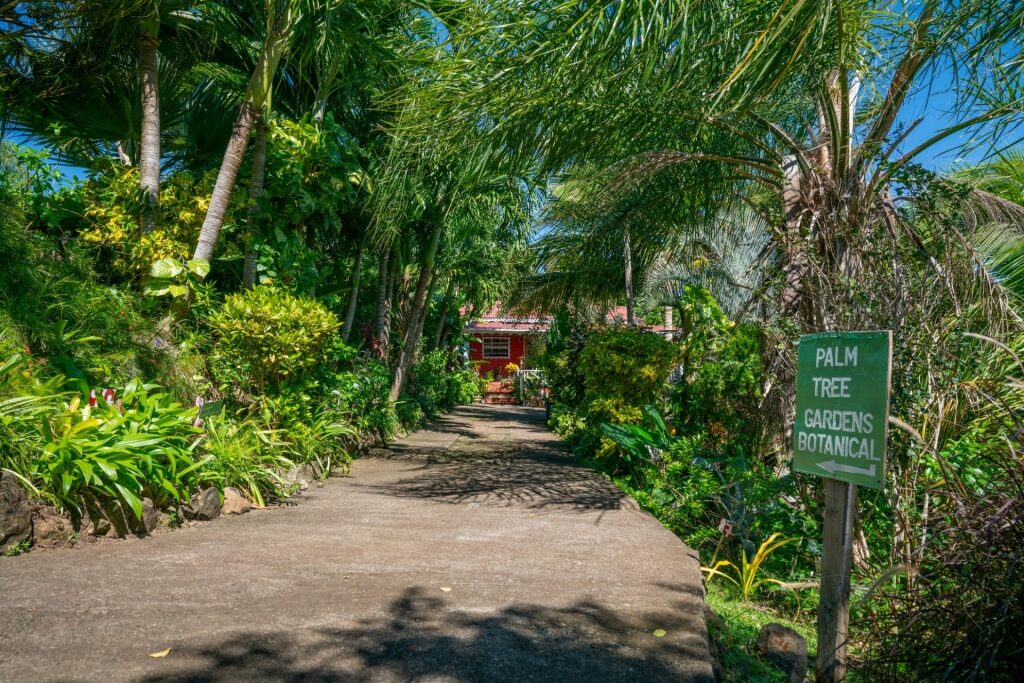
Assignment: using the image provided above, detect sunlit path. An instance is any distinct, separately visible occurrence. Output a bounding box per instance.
[0,405,713,683]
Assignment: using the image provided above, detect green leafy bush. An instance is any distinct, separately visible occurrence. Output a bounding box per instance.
[328,360,397,438]
[548,402,586,439]
[578,327,679,407]
[207,285,340,393]
[407,350,483,417]
[32,380,205,524]
[0,354,64,480]
[395,398,424,430]
[199,415,293,508]
[283,408,355,476]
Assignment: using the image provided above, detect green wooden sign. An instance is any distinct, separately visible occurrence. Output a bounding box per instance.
[792,331,892,489]
[197,400,223,419]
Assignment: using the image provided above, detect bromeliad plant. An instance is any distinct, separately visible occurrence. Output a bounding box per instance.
[702,532,795,601]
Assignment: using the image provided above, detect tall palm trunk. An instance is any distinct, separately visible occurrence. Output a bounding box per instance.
[342,238,365,343]
[243,119,268,289]
[373,248,391,357]
[390,221,442,401]
[139,27,160,234]
[193,7,293,263]
[434,279,456,349]
[624,228,634,324]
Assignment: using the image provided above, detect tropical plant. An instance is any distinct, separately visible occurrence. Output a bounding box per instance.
[702,532,796,601]
[32,380,205,524]
[199,414,294,508]
[207,285,339,392]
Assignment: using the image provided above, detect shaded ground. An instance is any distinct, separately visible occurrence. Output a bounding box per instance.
[0,405,713,682]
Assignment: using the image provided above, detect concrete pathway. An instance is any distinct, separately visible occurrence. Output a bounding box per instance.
[0,405,713,682]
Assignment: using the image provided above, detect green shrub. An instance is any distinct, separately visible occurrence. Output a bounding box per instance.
[548,402,586,440]
[32,379,205,523]
[578,327,679,407]
[328,360,397,437]
[395,398,424,430]
[207,286,340,393]
[671,321,762,439]
[282,408,355,476]
[199,414,294,507]
[0,354,64,480]
[407,350,482,417]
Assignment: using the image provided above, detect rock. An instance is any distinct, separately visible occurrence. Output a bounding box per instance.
[0,472,32,550]
[32,510,73,549]
[183,487,221,521]
[90,516,112,537]
[138,498,159,534]
[285,463,317,483]
[757,623,808,683]
[299,479,310,491]
[220,487,251,515]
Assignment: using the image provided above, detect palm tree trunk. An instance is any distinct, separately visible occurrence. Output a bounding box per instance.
[193,11,291,264]
[433,279,456,349]
[139,27,160,234]
[390,221,442,401]
[243,119,268,289]
[624,228,634,324]
[342,239,364,343]
[373,248,391,357]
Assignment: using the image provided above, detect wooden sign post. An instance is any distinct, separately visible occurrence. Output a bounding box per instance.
[792,331,892,683]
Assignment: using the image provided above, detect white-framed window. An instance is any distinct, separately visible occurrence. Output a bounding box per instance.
[482,337,510,359]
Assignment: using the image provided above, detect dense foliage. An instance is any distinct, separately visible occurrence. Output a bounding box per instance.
[3,0,1024,678]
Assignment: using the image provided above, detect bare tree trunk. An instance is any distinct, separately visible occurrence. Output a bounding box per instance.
[193,12,290,264]
[116,141,132,165]
[139,28,160,234]
[390,221,442,401]
[416,270,438,338]
[243,119,268,289]
[342,239,364,343]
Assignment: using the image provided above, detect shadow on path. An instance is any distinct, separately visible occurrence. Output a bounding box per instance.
[360,451,628,511]
[139,587,711,683]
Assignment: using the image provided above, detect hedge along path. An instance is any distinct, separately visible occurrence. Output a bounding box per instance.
[0,405,715,683]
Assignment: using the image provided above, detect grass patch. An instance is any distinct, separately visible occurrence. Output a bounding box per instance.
[705,583,816,682]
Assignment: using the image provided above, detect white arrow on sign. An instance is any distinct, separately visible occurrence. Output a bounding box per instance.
[816,460,877,478]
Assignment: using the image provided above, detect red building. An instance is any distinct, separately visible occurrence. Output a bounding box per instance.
[464,304,551,378]
[464,304,676,379]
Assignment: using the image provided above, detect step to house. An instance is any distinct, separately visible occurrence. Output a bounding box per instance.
[483,380,518,405]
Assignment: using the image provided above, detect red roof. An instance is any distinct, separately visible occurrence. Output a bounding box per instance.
[464,301,551,334]
[463,302,675,334]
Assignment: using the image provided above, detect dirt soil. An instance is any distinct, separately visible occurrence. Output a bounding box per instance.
[0,404,714,682]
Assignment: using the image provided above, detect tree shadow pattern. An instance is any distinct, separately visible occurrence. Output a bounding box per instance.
[140,587,713,683]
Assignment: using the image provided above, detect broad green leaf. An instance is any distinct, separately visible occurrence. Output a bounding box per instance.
[186,259,210,279]
[150,258,183,279]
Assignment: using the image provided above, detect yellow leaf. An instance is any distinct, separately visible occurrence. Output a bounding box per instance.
[440,587,452,592]
[652,629,667,638]
[148,648,172,658]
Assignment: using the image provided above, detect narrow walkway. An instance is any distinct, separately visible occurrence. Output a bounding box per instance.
[0,405,713,682]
